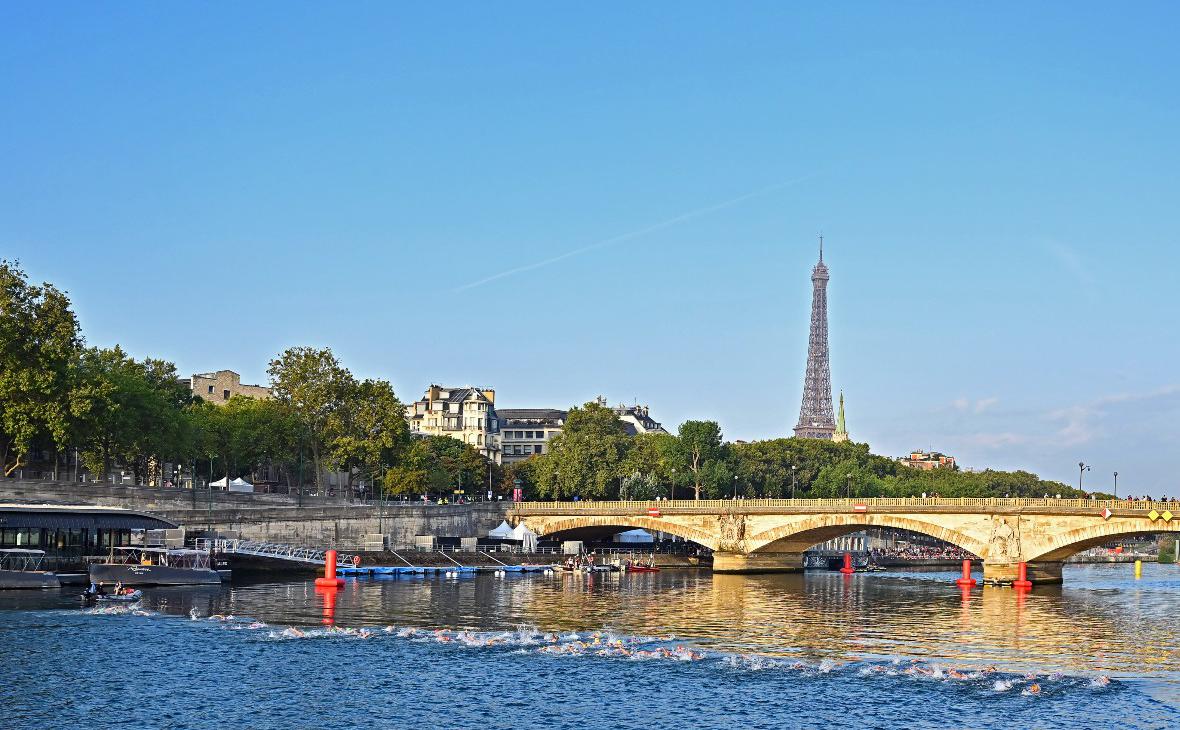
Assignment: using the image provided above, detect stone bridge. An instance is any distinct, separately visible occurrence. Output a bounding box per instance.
[509,497,1180,583]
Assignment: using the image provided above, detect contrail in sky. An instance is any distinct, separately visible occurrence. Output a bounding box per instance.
[451,173,819,292]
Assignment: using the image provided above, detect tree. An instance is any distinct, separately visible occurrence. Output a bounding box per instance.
[71,348,194,484]
[532,400,630,500]
[327,378,410,495]
[621,432,678,499]
[268,346,352,490]
[675,420,725,500]
[502,457,537,500]
[0,261,82,476]
[384,435,488,499]
[188,396,299,485]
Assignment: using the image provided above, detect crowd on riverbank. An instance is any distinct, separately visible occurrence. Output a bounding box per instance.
[870,545,975,561]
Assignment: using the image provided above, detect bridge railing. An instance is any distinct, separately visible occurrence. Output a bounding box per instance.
[509,497,1179,512]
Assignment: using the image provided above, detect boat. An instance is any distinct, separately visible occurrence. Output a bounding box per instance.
[0,549,61,589]
[625,564,660,573]
[88,547,222,586]
[82,588,143,604]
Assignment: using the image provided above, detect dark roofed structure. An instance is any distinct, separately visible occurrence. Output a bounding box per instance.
[495,408,569,422]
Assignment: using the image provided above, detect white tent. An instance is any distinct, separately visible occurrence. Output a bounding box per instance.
[512,522,538,553]
[614,529,654,543]
[487,521,516,539]
[209,476,254,492]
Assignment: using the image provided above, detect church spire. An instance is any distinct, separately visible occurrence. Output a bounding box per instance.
[832,390,849,443]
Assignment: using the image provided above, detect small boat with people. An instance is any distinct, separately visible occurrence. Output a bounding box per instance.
[624,560,660,573]
[81,581,143,604]
[88,547,223,586]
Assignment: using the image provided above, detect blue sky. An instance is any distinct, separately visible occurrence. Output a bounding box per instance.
[2,4,1178,492]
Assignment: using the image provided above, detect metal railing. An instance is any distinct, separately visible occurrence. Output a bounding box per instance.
[509,497,1180,513]
[193,538,358,567]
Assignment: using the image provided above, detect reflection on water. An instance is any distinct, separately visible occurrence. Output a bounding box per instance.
[27,563,1179,678]
[2,563,1179,729]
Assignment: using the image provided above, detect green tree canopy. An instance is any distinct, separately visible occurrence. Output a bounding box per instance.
[0,261,82,475]
[268,346,353,489]
[532,400,630,500]
[384,435,488,498]
[674,420,726,500]
[327,378,410,492]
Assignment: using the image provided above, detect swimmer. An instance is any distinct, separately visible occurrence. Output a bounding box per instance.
[1026,683,1041,695]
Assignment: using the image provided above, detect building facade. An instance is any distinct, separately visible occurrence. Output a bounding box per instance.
[406,385,501,463]
[190,370,272,404]
[899,450,957,471]
[498,409,567,464]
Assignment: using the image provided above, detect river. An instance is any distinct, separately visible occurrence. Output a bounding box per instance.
[2,563,1177,729]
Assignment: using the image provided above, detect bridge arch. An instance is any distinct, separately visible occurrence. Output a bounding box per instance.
[745,514,988,558]
[520,515,720,551]
[1026,522,1180,563]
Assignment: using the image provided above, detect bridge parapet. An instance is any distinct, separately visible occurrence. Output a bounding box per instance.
[510,497,1178,516]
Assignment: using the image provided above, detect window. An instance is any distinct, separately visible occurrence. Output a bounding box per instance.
[223,389,231,400]
[534,445,543,454]
[525,431,534,439]
[207,385,214,394]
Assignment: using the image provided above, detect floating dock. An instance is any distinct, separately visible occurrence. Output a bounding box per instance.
[336,564,554,577]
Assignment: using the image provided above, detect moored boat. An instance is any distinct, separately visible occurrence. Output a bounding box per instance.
[625,564,660,573]
[0,549,61,589]
[88,547,222,586]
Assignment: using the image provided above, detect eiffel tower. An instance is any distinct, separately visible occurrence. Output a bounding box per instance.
[794,237,836,439]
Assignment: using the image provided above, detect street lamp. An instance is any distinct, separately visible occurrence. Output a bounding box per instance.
[670,468,676,501]
[1078,462,1090,491]
[1113,471,1118,498]
[790,465,797,500]
[845,472,852,499]
[732,474,739,499]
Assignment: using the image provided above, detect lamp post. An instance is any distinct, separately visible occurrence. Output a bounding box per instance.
[1113,471,1118,498]
[1078,462,1090,491]
[791,465,797,500]
[845,472,852,499]
[732,474,739,499]
[670,468,676,501]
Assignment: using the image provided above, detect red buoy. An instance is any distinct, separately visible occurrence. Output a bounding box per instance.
[314,548,345,588]
[839,552,855,575]
[955,559,977,587]
[1012,561,1032,589]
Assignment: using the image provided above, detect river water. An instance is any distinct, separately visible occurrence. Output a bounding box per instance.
[2,563,1178,729]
